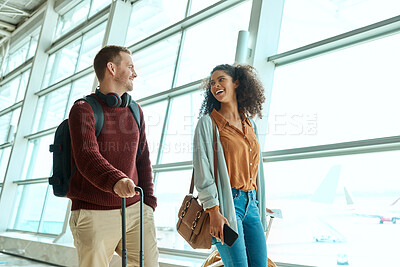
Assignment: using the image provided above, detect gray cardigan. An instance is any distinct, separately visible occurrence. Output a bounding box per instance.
[193,115,267,233]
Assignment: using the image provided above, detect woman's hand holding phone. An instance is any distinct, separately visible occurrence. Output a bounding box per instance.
[208,209,228,244]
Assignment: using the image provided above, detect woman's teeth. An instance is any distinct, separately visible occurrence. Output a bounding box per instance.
[216,90,224,95]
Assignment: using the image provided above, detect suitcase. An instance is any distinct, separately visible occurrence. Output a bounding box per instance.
[121,187,144,267]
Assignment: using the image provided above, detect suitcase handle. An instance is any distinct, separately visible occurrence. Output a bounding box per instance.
[122,187,144,267]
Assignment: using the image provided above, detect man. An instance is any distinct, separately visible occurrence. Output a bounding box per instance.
[68,45,159,266]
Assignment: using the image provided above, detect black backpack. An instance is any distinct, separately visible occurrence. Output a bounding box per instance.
[49,95,141,197]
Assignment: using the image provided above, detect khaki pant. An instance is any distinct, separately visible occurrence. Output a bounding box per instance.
[69,202,159,267]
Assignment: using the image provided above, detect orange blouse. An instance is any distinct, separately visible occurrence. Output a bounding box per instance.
[210,109,260,192]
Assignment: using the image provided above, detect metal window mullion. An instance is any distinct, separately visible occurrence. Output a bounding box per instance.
[0,41,8,76]
[25,126,57,140]
[14,72,24,103]
[4,228,57,238]
[74,35,85,74]
[47,7,109,55]
[152,161,193,173]
[1,40,10,74]
[37,185,51,233]
[159,247,209,260]
[35,66,92,97]
[61,35,85,119]
[185,0,193,17]
[11,185,29,230]
[262,136,400,162]
[0,101,23,117]
[155,98,173,165]
[127,0,246,53]
[47,52,62,87]
[24,139,42,181]
[13,178,48,185]
[138,79,201,107]
[170,30,186,89]
[0,58,32,86]
[0,142,12,150]
[25,35,34,62]
[269,15,400,67]
[35,92,53,134]
[53,200,72,243]
[87,0,94,20]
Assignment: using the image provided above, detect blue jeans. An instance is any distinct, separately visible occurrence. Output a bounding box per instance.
[214,188,267,267]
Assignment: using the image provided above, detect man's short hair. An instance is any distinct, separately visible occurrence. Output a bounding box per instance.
[93,45,131,81]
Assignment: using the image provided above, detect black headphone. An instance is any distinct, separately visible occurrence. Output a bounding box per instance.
[95,89,131,108]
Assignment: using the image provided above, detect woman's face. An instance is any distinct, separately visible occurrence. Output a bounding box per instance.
[210,70,239,104]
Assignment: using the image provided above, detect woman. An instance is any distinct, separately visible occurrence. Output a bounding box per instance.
[193,64,267,266]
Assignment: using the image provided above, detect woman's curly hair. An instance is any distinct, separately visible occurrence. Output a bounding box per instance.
[199,64,265,118]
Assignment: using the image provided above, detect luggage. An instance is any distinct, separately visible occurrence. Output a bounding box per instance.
[121,187,144,267]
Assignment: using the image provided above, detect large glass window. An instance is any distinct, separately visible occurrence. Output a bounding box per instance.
[38,188,70,235]
[9,183,48,232]
[154,169,211,253]
[0,109,21,144]
[266,33,400,151]
[0,70,30,109]
[21,135,54,180]
[126,0,187,46]
[54,0,110,39]
[189,0,220,15]
[279,0,400,53]
[8,183,69,235]
[132,34,181,100]
[0,147,11,183]
[88,0,110,18]
[1,29,40,76]
[141,101,168,164]
[55,1,90,39]
[176,1,252,86]
[160,91,203,164]
[6,41,29,73]
[32,85,71,133]
[76,24,106,72]
[42,39,81,88]
[265,151,400,266]
[43,24,105,89]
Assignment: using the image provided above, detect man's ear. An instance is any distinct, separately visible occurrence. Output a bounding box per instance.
[107,62,115,76]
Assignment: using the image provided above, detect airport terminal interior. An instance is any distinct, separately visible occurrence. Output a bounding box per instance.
[0,0,400,266]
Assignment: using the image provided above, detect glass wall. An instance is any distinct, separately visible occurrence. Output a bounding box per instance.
[4,0,106,236]
[264,0,400,266]
[1,29,40,76]
[278,0,400,53]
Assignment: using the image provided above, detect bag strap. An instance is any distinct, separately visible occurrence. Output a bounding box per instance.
[189,118,218,194]
[77,95,104,137]
[128,99,143,156]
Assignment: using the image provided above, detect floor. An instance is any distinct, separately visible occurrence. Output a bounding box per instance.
[0,253,58,267]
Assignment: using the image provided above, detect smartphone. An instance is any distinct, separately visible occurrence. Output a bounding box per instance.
[223,224,238,247]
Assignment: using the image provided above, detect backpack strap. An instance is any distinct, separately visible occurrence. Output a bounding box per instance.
[128,100,142,156]
[78,95,104,137]
[75,95,142,155]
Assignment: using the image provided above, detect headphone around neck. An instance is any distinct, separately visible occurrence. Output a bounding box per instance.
[95,88,131,108]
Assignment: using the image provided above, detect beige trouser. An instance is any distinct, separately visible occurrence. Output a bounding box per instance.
[69,202,159,267]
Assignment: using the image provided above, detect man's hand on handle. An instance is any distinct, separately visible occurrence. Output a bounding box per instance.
[113,178,140,198]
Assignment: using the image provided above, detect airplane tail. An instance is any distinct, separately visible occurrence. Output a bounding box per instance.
[311,165,341,204]
[344,186,354,205]
[390,197,400,206]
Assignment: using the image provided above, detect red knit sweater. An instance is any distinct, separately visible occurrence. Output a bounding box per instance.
[67,94,157,211]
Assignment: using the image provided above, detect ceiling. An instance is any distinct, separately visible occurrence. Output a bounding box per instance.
[0,0,46,42]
